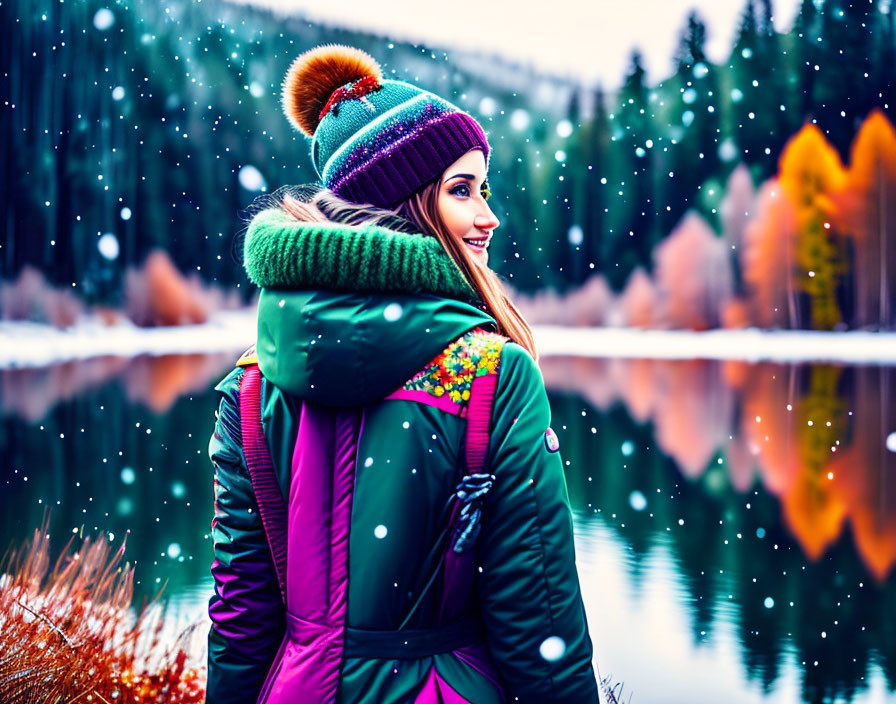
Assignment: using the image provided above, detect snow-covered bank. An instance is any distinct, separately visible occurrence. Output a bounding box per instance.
[2,313,896,368]
[0,310,257,368]
[534,325,896,365]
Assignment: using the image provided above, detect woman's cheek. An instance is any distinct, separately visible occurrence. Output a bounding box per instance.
[445,208,467,238]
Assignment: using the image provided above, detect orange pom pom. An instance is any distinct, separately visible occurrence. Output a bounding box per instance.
[281,44,382,137]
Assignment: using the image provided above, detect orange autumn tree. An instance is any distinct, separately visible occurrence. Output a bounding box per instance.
[782,365,849,559]
[826,366,896,581]
[832,108,896,329]
[738,111,896,330]
[777,124,849,330]
[739,179,799,328]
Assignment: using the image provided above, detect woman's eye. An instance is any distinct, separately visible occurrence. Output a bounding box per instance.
[449,183,490,200]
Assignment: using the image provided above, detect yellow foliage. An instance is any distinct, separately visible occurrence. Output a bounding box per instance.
[778,124,848,329]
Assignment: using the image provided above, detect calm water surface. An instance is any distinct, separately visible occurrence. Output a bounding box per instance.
[2,353,895,704]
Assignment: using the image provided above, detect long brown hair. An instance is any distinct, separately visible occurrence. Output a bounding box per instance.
[393,182,537,360]
[278,184,537,360]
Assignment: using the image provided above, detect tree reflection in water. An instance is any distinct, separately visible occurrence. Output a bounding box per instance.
[543,357,896,702]
[0,352,237,599]
[1,353,236,422]
[1,353,894,702]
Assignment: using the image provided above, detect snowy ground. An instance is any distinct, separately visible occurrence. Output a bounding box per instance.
[0,310,258,368]
[2,310,896,368]
[533,324,896,365]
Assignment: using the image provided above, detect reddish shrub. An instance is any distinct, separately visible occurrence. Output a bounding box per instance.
[125,251,209,327]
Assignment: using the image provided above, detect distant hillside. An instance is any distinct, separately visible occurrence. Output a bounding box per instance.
[2,0,894,304]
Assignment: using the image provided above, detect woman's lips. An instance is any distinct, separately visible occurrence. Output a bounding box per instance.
[463,234,491,252]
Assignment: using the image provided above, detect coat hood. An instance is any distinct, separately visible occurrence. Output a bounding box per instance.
[243,206,495,406]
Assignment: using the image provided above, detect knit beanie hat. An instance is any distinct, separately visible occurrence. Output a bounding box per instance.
[281,45,490,210]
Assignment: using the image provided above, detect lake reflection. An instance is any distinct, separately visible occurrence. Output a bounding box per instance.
[542,357,896,704]
[1,353,895,703]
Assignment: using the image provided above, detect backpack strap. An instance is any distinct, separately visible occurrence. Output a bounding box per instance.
[235,334,508,618]
[238,362,289,603]
[397,334,508,628]
[438,353,504,621]
[464,372,500,475]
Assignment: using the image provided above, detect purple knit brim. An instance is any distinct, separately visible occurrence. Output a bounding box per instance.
[331,112,490,209]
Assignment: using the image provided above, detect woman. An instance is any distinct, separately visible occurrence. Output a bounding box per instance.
[206,45,599,704]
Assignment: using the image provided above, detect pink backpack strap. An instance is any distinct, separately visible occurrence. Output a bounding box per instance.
[238,363,289,602]
[237,333,508,619]
[439,338,507,622]
[464,330,507,477]
[464,373,499,475]
[396,335,508,630]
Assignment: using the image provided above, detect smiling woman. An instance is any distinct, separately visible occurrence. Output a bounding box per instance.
[436,150,499,264]
[206,43,599,704]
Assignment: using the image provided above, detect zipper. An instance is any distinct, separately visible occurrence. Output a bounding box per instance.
[255,634,288,704]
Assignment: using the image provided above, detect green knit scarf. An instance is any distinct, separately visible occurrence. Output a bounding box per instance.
[242,207,479,305]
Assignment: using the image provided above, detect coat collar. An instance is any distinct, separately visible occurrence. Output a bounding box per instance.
[243,206,479,305]
[242,206,495,405]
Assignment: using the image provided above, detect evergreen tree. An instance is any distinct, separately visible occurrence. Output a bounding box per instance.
[793,0,821,122]
[874,3,896,123]
[661,11,722,234]
[729,0,794,178]
[545,89,579,291]
[603,50,658,288]
[813,0,876,157]
[757,0,774,35]
[575,86,610,284]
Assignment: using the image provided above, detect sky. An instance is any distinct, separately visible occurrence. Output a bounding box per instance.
[231,0,804,87]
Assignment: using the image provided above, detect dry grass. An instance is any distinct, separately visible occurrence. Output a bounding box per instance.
[0,519,205,703]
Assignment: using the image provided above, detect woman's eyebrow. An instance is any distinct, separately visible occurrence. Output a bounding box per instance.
[445,173,477,182]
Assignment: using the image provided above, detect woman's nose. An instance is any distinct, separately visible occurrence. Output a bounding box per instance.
[475,205,500,231]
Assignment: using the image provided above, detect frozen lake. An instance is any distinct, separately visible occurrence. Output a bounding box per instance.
[1,325,895,703]
[4,312,896,367]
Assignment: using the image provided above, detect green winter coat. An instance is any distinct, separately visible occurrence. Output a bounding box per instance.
[207,206,598,703]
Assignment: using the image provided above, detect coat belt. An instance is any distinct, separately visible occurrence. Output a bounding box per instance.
[284,611,483,659]
[343,617,483,659]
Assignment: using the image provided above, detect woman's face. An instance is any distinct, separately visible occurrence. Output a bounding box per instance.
[437,149,499,266]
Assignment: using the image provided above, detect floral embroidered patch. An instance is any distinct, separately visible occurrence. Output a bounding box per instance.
[403,327,506,405]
